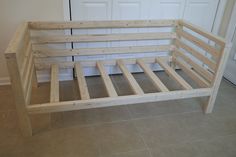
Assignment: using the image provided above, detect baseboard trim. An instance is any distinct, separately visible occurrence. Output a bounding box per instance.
[0,77,11,85]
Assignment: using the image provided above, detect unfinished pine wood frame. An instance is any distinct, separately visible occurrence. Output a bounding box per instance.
[5,19,230,136]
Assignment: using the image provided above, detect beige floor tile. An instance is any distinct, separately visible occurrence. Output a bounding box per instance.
[51,106,131,128]
[93,121,146,156]
[0,126,100,157]
[0,72,236,157]
[127,98,201,119]
[102,149,151,157]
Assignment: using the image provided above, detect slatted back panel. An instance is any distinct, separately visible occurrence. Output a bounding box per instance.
[29,20,177,62]
[174,20,226,87]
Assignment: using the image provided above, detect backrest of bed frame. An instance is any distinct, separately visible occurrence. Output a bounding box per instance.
[5,19,227,104]
[29,20,177,69]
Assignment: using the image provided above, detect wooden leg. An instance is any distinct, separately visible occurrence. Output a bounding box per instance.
[204,45,232,113]
[6,54,32,137]
[16,106,33,136]
[204,86,220,114]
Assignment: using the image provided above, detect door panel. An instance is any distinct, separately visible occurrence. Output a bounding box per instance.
[69,0,220,76]
[149,0,186,19]
[183,0,219,31]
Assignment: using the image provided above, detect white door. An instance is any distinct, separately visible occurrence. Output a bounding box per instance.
[224,3,236,85]
[69,0,220,75]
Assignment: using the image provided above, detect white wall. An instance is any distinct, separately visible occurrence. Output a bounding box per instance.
[0,0,64,84]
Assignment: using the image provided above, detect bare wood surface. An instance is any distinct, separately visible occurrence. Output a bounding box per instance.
[156,57,192,90]
[27,88,212,114]
[205,44,231,113]
[50,64,59,102]
[178,20,225,46]
[175,59,210,88]
[75,63,90,100]
[175,39,216,70]
[137,59,169,92]
[117,60,144,95]
[176,29,219,60]
[175,49,214,81]
[29,20,177,30]
[32,32,176,44]
[34,45,172,57]
[4,54,32,136]
[97,61,118,97]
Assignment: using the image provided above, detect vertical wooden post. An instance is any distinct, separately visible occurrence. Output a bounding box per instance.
[5,53,32,136]
[204,44,232,113]
[171,20,183,69]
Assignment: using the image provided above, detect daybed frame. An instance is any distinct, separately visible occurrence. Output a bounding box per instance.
[5,19,230,136]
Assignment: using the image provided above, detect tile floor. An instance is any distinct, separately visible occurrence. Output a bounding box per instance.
[0,72,236,157]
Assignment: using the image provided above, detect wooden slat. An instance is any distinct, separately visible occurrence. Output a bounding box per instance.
[175,49,214,82]
[50,64,59,102]
[32,32,176,44]
[175,39,216,71]
[75,63,90,100]
[178,20,225,47]
[34,45,172,57]
[27,88,212,114]
[137,59,169,92]
[176,29,219,60]
[117,60,144,95]
[175,59,210,88]
[35,57,159,70]
[156,57,192,90]
[97,61,118,97]
[29,20,177,30]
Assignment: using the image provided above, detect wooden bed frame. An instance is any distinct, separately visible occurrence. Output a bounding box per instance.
[5,19,231,136]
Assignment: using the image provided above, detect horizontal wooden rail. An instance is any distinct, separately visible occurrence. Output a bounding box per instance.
[29,20,177,30]
[175,59,210,88]
[27,88,212,114]
[34,45,172,57]
[35,56,159,70]
[176,29,219,60]
[156,57,192,90]
[175,49,214,82]
[75,63,90,100]
[175,39,216,71]
[32,32,176,44]
[137,59,169,92]
[178,20,225,47]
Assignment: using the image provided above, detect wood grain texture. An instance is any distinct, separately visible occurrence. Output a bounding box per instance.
[75,63,90,100]
[156,57,192,90]
[137,59,169,92]
[97,61,118,97]
[50,64,59,102]
[117,60,144,95]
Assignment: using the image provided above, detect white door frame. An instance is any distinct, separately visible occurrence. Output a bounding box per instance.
[224,2,236,85]
[225,2,236,42]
